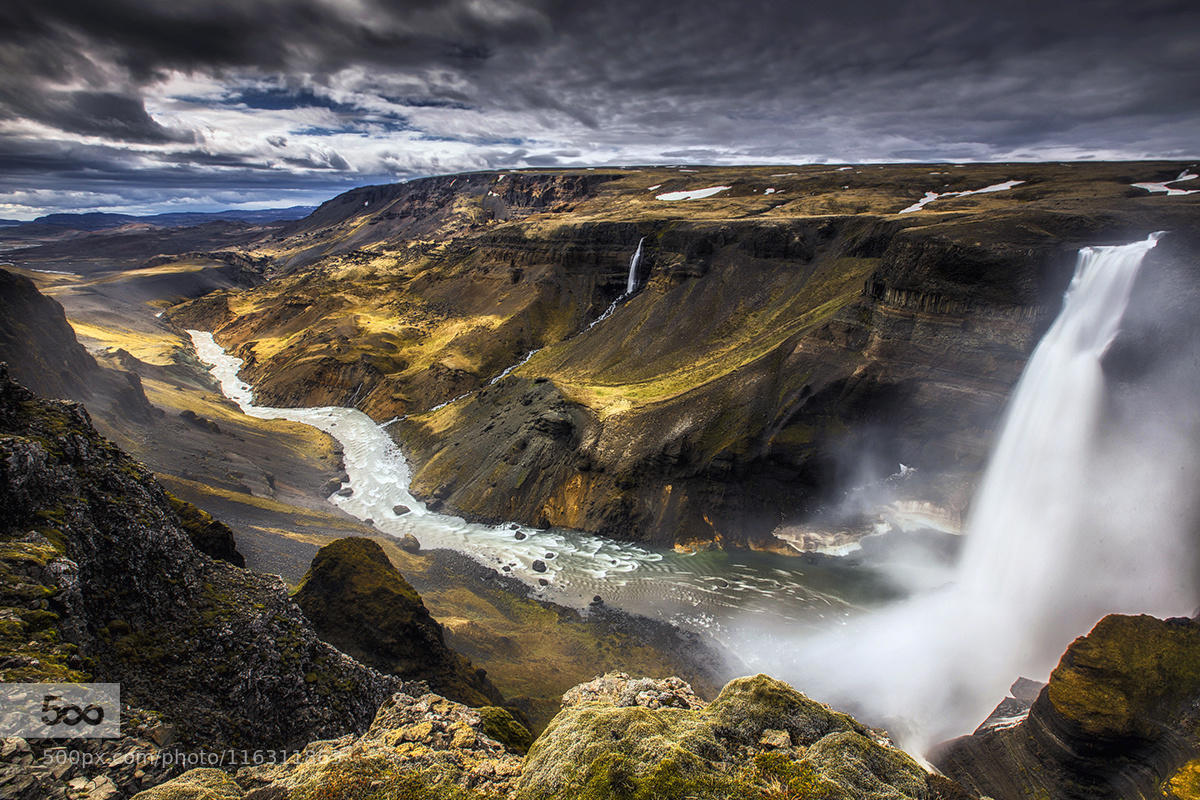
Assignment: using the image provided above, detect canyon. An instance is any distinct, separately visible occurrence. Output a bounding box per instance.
[1,160,1198,799]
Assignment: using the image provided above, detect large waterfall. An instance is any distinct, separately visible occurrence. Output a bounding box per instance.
[772,233,1198,748]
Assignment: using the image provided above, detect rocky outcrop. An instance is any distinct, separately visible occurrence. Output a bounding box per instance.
[519,673,959,800]
[932,614,1200,800]
[0,365,397,751]
[135,673,970,800]
[293,537,508,709]
[163,492,245,567]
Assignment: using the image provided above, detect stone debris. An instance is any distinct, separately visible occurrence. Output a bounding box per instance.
[560,672,706,710]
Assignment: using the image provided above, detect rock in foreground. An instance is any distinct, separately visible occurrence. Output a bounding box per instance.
[0,364,396,752]
[933,613,1200,800]
[139,673,966,800]
[293,536,508,709]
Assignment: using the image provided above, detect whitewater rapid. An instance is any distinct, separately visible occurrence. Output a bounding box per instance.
[187,330,886,647]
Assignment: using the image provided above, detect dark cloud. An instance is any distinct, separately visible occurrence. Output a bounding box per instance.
[0,89,194,143]
[0,0,1197,216]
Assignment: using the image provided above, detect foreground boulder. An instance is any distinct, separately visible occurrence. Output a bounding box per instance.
[241,690,525,799]
[519,673,958,800]
[933,614,1200,800]
[293,536,508,709]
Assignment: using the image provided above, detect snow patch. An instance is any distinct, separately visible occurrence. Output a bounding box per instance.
[646,184,662,191]
[1131,170,1199,196]
[764,188,777,195]
[899,180,1025,214]
[656,186,732,202]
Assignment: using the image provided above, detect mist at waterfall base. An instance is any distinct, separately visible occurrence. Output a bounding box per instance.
[739,233,1200,751]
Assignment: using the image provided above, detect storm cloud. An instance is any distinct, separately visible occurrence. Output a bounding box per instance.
[0,0,1196,217]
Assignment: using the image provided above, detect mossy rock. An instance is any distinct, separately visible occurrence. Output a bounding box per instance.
[286,753,485,800]
[518,704,727,800]
[1047,614,1200,740]
[707,674,863,747]
[165,492,246,567]
[801,730,930,799]
[131,768,244,799]
[1164,759,1200,799]
[294,537,504,709]
[477,705,533,754]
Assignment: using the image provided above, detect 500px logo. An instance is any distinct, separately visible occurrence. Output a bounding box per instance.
[0,683,120,738]
[41,694,106,727]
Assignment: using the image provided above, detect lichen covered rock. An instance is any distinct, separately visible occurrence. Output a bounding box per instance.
[237,690,526,799]
[0,366,397,750]
[293,537,507,709]
[933,614,1200,800]
[560,673,705,711]
[517,672,940,800]
[131,768,244,799]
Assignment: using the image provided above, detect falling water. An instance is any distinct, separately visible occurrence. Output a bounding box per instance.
[769,232,1199,749]
[625,236,646,294]
[586,238,648,330]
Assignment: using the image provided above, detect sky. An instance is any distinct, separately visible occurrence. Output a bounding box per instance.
[1,0,1197,219]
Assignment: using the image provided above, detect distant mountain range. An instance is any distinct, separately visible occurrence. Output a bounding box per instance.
[3,206,316,232]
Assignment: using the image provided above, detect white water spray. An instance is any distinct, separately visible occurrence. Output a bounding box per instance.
[771,233,1198,749]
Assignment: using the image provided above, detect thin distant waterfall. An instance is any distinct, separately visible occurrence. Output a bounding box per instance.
[625,236,646,294]
[587,237,647,330]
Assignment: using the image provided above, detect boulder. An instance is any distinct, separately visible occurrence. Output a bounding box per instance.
[517,672,943,800]
[131,769,243,799]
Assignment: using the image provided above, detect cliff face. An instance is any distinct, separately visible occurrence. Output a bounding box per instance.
[0,269,99,402]
[169,163,1200,548]
[932,614,1200,800]
[294,537,508,710]
[0,365,396,750]
[0,267,158,429]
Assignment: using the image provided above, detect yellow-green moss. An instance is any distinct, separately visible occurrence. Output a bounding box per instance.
[477,706,533,754]
[131,767,244,799]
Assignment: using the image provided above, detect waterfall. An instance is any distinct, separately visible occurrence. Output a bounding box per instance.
[769,233,1199,749]
[585,238,647,331]
[625,237,646,294]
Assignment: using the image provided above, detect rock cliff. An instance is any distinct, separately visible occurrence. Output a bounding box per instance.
[0,269,155,424]
[932,614,1200,800]
[169,162,1200,549]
